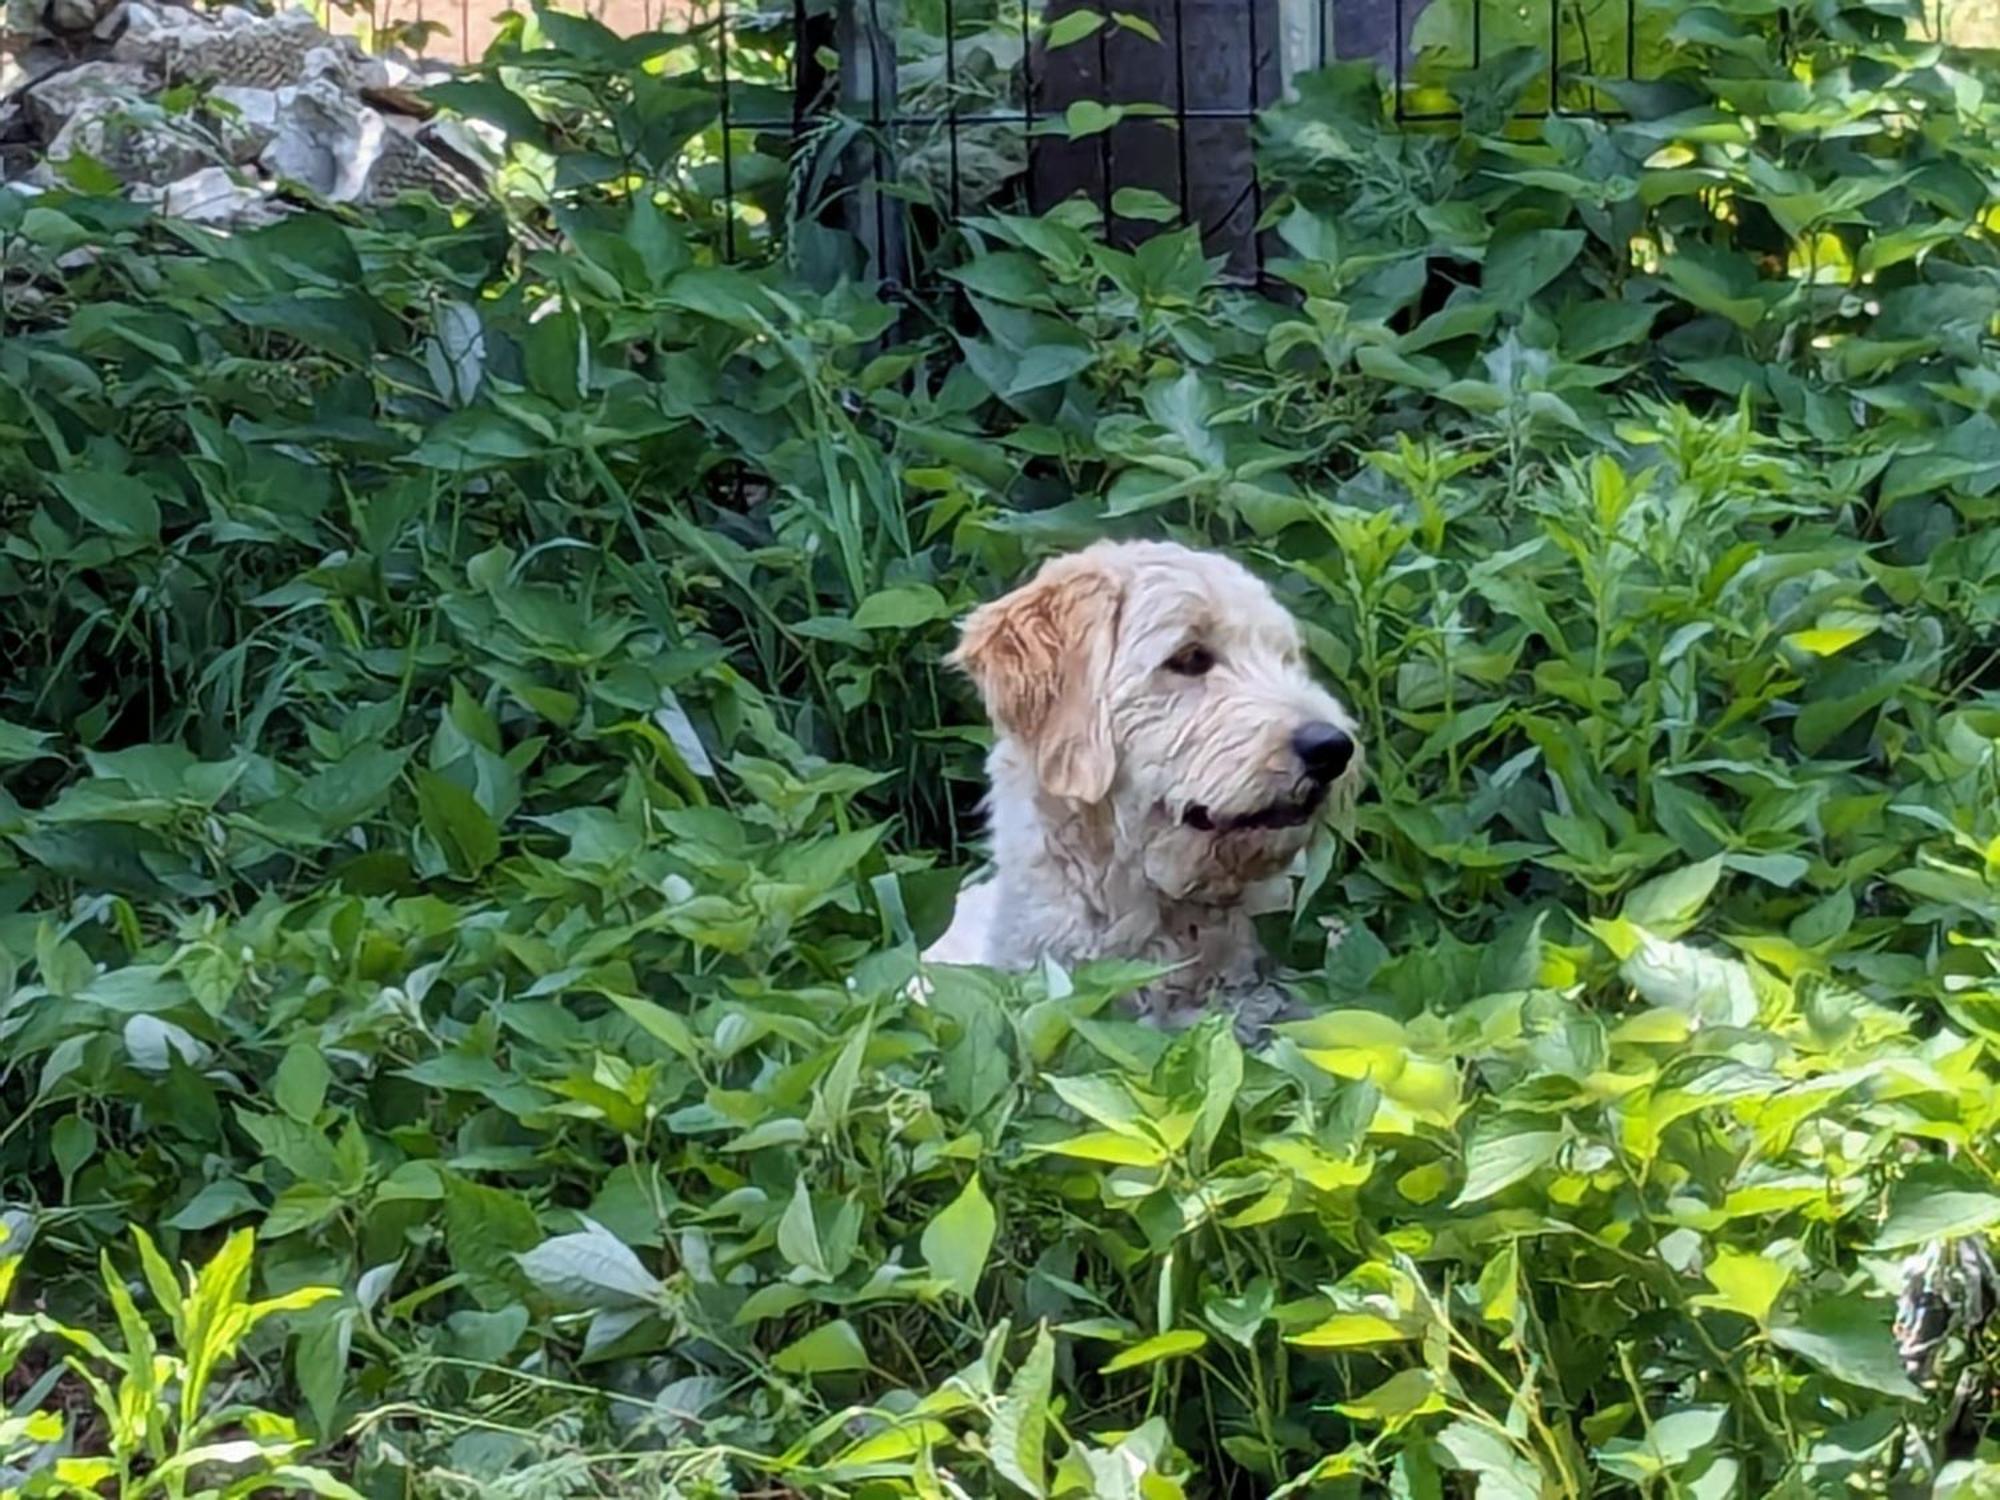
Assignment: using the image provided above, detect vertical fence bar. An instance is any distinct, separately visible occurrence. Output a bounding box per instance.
[1246,0,1264,279]
[1095,14,1113,227]
[1547,0,1561,113]
[1624,0,1636,79]
[1171,0,1191,230]
[1020,0,1037,212]
[719,0,737,260]
[1392,0,1404,118]
[943,0,963,217]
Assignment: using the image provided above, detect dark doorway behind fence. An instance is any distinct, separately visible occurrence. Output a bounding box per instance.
[401,0,1655,281]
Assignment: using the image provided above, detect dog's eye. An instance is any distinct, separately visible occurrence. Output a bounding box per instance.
[1164,644,1215,677]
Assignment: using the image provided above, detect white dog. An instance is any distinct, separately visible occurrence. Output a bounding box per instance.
[927,540,1361,1031]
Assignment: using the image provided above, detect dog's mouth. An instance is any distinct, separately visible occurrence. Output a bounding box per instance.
[1181,781,1329,835]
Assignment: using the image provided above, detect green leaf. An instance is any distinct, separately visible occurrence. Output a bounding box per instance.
[1026,1131,1167,1167]
[1335,1368,1445,1428]
[1112,188,1179,223]
[777,1177,828,1280]
[0,718,55,766]
[53,470,162,542]
[772,1318,870,1375]
[442,1176,541,1307]
[852,584,954,630]
[417,770,501,878]
[1873,1187,2000,1251]
[425,77,548,144]
[1111,10,1162,40]
[1202,1277,1272,1347]
[1435,1419,1543,1500]
[1771,1296,1921,1399]
[948,252,1052,306]
[992,1325,1055,1497]
[606,992,699,1062]
[1454,1116,1562,1206]
[1482,227,1586,307]
[1046,9,1104,46]
[50,1114,95,1186]
[518,1221,664,1309]
[167,1181,262,1232]
[1691,1247,1789,1326]
[1287,1311,1410,1349]
[1099,1328,1207,1373]
[274,1043,331,1124]
[1063,100,1122,139]
[1621,856,1724,937]
[920,1175,997,1301]
[1596,1405,1729,1481]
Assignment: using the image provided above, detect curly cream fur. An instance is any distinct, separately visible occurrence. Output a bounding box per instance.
[930,540,1360,1027]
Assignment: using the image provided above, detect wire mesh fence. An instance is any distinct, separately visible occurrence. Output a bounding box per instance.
[354,0,1660,280]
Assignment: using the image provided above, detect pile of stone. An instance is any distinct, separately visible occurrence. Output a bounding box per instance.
[0,0,497,228]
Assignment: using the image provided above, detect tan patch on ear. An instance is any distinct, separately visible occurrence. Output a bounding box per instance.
[950,552,1122,802]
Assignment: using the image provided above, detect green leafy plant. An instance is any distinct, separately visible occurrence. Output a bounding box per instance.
[11,0,2000,1494]
[0,1225,353,1497]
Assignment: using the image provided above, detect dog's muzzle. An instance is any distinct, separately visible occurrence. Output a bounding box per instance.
[1181,778,1331,834]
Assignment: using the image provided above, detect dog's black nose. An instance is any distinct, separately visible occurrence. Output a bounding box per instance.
[1292,721,1354,781]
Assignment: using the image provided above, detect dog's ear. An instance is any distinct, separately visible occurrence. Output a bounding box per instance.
[950,551,1122,802]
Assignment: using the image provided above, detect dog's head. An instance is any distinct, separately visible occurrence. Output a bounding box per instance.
[951,540,1360,898]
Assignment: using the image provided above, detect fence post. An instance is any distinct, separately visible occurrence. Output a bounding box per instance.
[838,0,908,289]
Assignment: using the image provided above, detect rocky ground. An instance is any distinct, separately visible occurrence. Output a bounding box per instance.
[0,0,498,227]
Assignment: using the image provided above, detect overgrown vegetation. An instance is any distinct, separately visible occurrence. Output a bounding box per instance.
[8,0,2000,1494]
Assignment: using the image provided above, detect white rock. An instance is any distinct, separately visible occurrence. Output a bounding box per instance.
[205,82,280,162]
[258,73,383,201]
[45,0,107,35]
[45,97,218,185]
[141,164,281,226]
[23,59,151,138]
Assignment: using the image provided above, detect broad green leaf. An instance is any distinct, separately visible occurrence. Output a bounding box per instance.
[1482,227,1585,306]
[772,1318,870,1375]
[992,1325,1055,1497]
[1621,857,1724,937]
[921,1175,997,1301]
[416,770,500,878]
[1046,9,1104,46]
[1111,188,1178,223]
[1435,1418,1543,1500]
[0,718,54,765]
[1026,1131,1168,1166]
[442,1176,541,1306]
[852,584,954,630]
[777,1178,829,1280]
[606,992,699,1062]
[1771,1296,1921,1399]
[274,1044,331,1124]
[1873,1187,2000,1250]
[1099,1328,1206,1374]
[1288,1311,1410,1349]
[1063,100,1122,138]
[517,1221,664,1309]
[54,470,162,542]
[1454,1116,1562,1206]
[1691,1248,1789,1326]
[1336,1368,1446,1428]
[1202,1277,1272,1347]
[1477,1240,1520,1333]
[166,1181,262,1232]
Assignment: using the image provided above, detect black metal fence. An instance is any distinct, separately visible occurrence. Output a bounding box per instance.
[687,0,1653,280]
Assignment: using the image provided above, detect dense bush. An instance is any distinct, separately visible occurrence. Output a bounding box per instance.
[8,0,2000,1495]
